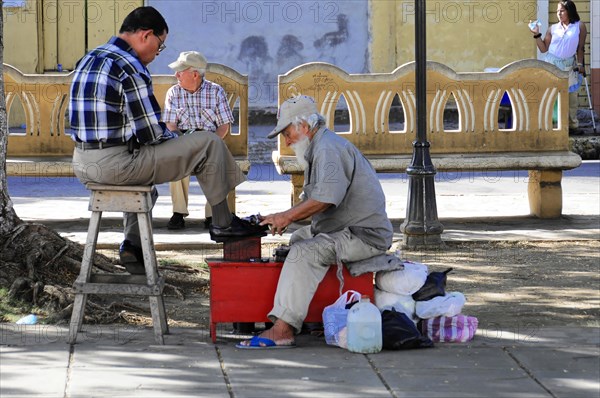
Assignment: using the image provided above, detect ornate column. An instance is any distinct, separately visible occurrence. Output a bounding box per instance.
[400,0,444,248]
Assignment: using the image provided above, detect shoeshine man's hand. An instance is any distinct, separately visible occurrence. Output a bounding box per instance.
[260,212,292,235]
[259,199,332,235]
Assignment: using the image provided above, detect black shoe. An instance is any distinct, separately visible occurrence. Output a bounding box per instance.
[232,322,256,334]
[204,213,234,229]
[208,215,269,242]
[569,127,584,135]
[301,322,324,336]
[168,212,185,230]
[119,240,146,275]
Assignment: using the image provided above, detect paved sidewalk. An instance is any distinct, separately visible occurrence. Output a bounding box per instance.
[1,324,599,397]
[6,162,600,248]
[2,161,599,397]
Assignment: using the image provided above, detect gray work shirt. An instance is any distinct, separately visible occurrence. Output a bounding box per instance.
[302,126,393,251]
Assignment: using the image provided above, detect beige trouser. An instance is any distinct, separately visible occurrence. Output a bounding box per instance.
[569,90,579,129]
[268,225,386,333]
[170,177,190,215]
[73,132,245,246]
[170,177,214,218]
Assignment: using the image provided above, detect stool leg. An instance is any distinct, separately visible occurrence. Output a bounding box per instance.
[149,296,167,344]
[69,211,102,344]
[137,212,169,343]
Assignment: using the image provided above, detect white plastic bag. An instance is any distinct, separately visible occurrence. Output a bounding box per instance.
[322,290,361,347]
[375,261,428,295]
[374,287,416,321]
[415,292,466,319]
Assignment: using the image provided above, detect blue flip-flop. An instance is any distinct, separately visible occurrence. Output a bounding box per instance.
[235,336,296,350]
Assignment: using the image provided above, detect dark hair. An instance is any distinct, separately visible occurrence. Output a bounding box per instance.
[119,6,169,36]
[560,1,580,23]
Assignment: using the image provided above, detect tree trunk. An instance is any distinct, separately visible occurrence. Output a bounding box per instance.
[0,2,23,236]
[0,5,124,322]
[0,4,190,324]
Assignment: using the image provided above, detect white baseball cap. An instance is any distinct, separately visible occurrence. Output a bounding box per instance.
[268,95,319,139]
[168,51,207,72]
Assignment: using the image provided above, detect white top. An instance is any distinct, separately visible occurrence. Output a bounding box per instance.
[548,21,580,59]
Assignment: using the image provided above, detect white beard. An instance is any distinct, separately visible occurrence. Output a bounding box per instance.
[290,135,311,170]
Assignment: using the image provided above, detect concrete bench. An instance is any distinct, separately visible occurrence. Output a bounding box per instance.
[272,60,582,218]
[4,63,250,211]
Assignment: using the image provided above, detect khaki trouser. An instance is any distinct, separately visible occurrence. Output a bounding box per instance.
[268,226,385,333]
[170,177,190,215]
[73,132,245,246]
[569,90,579,129]
[170,177,213,218]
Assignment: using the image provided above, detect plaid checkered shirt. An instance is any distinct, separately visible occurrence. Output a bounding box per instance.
[69,36,176,145]
[162,80,234,131]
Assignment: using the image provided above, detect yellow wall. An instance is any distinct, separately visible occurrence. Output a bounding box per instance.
[86,0,143,51]
[3,2,40,73]
[3,0,142,73]
[4,0,592,111]
[371,0,539,73]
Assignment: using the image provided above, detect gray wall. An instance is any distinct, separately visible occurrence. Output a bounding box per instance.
[148,0,369,107]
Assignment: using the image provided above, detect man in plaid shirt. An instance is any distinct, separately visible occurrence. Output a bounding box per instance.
[162,51,235,230]
[69,7,266,274]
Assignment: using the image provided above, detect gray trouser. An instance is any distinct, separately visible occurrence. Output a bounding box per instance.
[72,132,245,246]
[268,225,385,333]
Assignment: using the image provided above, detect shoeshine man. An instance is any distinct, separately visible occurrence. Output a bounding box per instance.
[68,6,266,274]
[162,51,234,231]
[237,96,393,349]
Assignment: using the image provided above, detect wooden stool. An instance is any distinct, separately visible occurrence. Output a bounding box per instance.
[68,184,169,345]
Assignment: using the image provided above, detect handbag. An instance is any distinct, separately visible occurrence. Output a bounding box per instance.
[421,315,478,343]
[381,308,434,350]
[322,290,361,348]
[412,268,453,301]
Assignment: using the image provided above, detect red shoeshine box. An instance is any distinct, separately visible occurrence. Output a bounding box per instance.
[208,261,374,342]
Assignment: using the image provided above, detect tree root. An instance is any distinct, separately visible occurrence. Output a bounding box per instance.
[1,222,205,326]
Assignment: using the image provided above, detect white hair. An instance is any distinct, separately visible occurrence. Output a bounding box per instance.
[290,113,327,130]
[189,67,206,77]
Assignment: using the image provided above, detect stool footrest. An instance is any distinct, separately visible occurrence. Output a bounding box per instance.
[74,276,164,295]
[90,274,151,284]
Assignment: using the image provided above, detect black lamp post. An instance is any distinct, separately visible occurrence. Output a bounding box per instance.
[399,0,444,247]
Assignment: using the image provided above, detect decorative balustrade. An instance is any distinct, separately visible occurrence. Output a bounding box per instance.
[276,59,571,158]
[3,63,249,159]
[272,60,581,218]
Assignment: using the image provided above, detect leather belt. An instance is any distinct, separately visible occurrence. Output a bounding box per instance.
[76,141,127,150]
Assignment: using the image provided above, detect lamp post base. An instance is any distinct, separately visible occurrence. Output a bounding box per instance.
[401,230,444,249]
[400,143,444,249]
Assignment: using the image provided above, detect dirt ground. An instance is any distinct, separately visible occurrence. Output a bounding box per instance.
[97,240,599,335]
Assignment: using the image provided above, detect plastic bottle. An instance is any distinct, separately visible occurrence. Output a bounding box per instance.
[528,20,541,30]
[15,314,38,325]
[346,296,382,353]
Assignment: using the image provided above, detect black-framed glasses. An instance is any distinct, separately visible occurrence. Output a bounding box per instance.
[154,33,166,53]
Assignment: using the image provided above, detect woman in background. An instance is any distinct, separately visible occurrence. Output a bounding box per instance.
[530,0,587,132]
